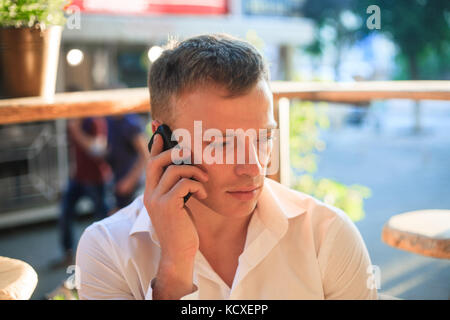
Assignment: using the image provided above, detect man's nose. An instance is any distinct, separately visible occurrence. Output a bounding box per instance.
[234,139,264,177]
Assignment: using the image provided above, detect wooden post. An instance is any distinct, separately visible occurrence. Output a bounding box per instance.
[267,97,290,186]
[414,100,422,133]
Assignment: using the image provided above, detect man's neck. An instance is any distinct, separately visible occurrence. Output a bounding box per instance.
[185,198,255,288]
[186,198,253,247]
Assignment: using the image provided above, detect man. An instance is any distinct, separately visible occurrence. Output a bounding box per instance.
[50,117,111,269]
[76,34,378,300]
[105,114,149,213]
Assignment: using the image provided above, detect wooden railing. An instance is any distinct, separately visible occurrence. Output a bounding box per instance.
[1,80,449,185]
[1,81,449,125]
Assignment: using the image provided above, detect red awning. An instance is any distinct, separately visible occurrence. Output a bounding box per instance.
[68,0,228,15]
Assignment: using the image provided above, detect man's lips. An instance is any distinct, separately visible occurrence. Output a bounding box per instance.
[226,185,262,201]
[227,185,262,193]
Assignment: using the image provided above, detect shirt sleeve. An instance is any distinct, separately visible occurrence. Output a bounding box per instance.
[318,212,379,300]
[144,278,200,300]
[75,224,135,300]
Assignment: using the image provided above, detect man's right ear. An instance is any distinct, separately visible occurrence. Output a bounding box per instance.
[151,120,162,134]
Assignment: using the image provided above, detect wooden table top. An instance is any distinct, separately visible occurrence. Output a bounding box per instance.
[382,210,450,259]
[0,256,38,300]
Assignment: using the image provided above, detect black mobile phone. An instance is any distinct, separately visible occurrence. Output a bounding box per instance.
[148,124,192,204]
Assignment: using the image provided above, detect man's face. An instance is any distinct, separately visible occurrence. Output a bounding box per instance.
[168,79,277,218]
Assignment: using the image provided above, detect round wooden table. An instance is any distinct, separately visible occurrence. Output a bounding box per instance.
[382,209,450,259]
[0,256,38,300]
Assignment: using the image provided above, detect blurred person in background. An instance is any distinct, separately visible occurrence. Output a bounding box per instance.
[106,114,149,213]
[50,117,112,269]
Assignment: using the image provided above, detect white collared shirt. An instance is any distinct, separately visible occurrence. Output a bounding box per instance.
[75,178,378,300]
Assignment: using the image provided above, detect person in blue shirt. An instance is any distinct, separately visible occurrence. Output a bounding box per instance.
[106,114,149,213]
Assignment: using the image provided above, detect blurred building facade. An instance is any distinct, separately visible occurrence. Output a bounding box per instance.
[59,0,314,91]
[0,0,314,228]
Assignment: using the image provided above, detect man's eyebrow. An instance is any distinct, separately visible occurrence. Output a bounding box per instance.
[202,125,277,143]
[219,122,278,137]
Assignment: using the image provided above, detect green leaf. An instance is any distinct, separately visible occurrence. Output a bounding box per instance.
[289,101,371,222]
[0,0,70,29]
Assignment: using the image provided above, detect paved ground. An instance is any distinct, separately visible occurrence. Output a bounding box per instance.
[0,99,448,300]
[315,100,450,299]
[0,216,92,299]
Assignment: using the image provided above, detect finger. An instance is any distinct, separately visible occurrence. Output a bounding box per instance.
[168,178,208,206]
[146,146,191,191]
[157,165,208,195]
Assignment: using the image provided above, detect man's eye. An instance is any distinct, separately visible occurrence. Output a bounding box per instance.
[258,136,274,143]
[210,140,229,148]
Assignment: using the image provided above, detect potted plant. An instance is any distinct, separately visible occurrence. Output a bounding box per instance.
[0,0,69,98]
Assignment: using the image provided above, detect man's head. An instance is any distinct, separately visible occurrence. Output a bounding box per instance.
[148,33,276,218]
[148,34,270,124]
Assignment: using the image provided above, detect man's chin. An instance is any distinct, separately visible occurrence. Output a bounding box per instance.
[213,199,258,218]
[192,190,261,218]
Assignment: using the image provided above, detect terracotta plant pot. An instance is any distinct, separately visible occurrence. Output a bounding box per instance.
[0,26,62,99]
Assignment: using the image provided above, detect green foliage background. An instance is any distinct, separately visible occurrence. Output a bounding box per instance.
[301,0,450,80]
[0,0,69,28]
[289,99,371,222]
[353,0,450,80]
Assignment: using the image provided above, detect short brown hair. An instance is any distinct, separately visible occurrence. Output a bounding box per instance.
[148,33,270,123]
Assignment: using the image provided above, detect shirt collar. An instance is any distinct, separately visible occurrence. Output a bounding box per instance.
[129,178,307,247]
[256,177,307,237]
[129,195,160,246]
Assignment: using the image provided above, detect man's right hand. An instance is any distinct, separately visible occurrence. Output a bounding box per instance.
[143,134,208,299]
